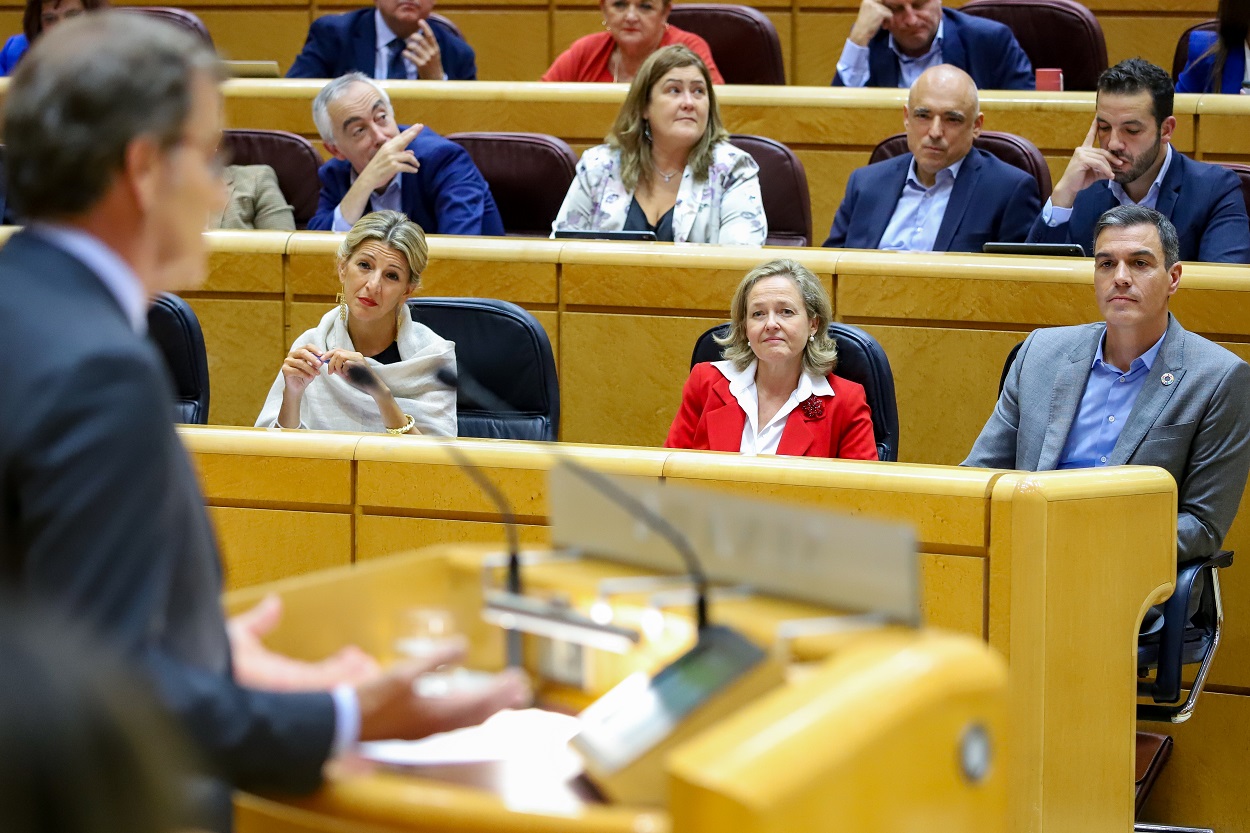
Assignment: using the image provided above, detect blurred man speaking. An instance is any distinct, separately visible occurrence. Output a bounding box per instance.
[0,13,525,831]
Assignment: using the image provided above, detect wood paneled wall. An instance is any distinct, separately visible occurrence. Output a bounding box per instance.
[0,0,1211,86]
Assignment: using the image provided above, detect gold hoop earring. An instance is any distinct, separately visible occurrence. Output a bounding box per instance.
[336,291,348,323]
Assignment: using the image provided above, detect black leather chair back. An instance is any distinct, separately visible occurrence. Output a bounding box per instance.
[120,7,213,45]
[999,341,1024,394]
[1216,162,1250,228]
[147,293,210,425]
[667,3,785,84]
[870,130,1053,201]
[960,0,1107,90]
[408,298,559,440]
[690,322,900,461]
[1172,19,1217,80]
[728,134,811,246]
[222,129,323,229]
[446,132,577,236]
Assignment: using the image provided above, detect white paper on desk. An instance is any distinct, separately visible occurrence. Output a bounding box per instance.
[360,708,582,766]
[360,709,587,814]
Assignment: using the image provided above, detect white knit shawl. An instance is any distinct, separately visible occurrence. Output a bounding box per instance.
[256,306,457,436]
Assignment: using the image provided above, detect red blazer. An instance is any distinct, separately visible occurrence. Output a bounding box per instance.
[665,363,879,460]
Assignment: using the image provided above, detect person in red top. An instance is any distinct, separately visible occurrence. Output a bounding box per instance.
[543,0,723,84]
[666,259,879,460]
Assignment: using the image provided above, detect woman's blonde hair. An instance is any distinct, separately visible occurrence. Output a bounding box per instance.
[608,44,727,192]
[336,210,428,287]
[719,259,838,377]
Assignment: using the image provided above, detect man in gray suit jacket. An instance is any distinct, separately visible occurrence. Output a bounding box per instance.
[964,205,1250,562]
[0,15,525,831]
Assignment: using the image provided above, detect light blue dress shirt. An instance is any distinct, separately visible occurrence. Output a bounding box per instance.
[1042,143,1174,227]
[877,155,965,252]
[836,19,945,88]
[331,171,404,231]
[1058,330,1167,469]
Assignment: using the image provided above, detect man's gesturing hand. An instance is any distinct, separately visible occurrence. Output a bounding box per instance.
[354,123,425,194]
[355,644,532,743]
[1050,117,1126,208]
[849,0,893,47]
[405,20,445,81]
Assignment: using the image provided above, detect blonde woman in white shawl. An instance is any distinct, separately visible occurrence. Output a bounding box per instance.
[256,211,456,435]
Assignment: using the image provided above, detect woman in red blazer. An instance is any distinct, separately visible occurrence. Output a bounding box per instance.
[665,259,878,460]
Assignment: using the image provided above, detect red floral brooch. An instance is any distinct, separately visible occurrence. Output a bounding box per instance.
[799,395,825,419]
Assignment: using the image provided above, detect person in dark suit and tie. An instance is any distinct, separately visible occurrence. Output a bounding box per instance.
[0,15,526,832]
[824,64,1040,252]
[1028,58,1250,264]
[286,0,476,80]
[831,0,1032,90]
[967,205,1250,563]
[308,72,504,235]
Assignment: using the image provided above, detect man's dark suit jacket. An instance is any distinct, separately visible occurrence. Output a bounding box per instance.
[1026,150,1250,264]
[823,147,1041,251]
[0,231,335,830]
[286,7,476,80]
[310,125,504,235]
[831,8,1034,90]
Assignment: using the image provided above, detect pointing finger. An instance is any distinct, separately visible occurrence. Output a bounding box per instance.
[1082,117,1098,149]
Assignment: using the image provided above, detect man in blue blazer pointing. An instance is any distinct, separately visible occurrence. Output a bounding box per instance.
[287,0,475,80]
[824,65,1039,252]
[832,0,1032,90]
[308,72,503,235]
[1029,58,1250,264]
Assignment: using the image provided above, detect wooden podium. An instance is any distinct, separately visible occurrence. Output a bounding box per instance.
[226,544,1008,833]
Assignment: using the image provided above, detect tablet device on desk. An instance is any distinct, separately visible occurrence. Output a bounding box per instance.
[983,242,1085,257]
[554,230,658,242]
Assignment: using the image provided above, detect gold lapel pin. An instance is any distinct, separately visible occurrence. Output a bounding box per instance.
[1161,372,1175,386]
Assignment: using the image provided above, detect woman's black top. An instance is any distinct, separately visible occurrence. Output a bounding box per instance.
[369,342,401,365]
[624,196,675,242]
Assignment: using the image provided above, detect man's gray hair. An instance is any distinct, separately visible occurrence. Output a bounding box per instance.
[313,72,392,145]
[1094,205,1181,268]
[4,12,221,220]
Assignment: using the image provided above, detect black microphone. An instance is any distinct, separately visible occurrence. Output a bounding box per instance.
[427,367,523,667]
[435,366,710,632]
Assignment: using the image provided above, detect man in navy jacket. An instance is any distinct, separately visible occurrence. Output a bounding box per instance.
[309,73,503,235]
[825,65,1039,251]
[287,0,475,80]
[832,1,1032,90]
[1029,58,1250,264]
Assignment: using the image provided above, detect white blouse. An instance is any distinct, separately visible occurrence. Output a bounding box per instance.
[714,359,834,455]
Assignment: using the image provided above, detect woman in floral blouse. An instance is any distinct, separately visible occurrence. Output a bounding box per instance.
[551,44,767,245]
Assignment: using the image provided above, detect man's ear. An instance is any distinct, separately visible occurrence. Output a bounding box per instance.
[122,135,163,213]
[972,111,985,138]
[1160,115,1177,144]
[1168,261,1182,297]
[325,141,349,162]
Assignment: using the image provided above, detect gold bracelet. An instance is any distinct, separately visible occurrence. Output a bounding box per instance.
[386,414,416,435]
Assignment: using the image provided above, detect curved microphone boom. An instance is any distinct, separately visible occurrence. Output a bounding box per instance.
[435,366,710,632]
